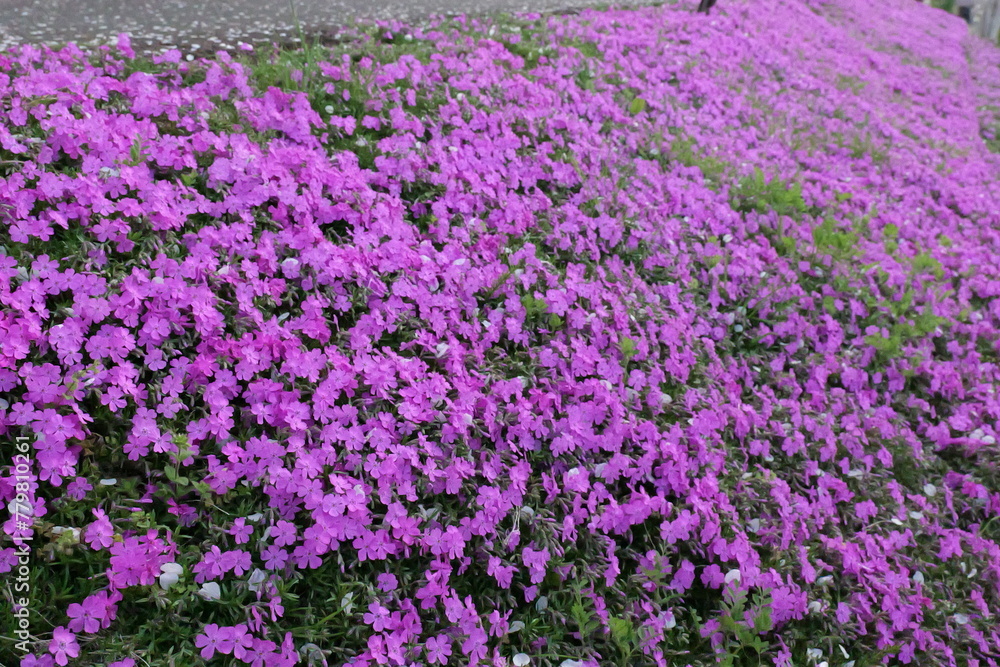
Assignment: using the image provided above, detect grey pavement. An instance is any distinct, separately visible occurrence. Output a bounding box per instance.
[0,0,648,58]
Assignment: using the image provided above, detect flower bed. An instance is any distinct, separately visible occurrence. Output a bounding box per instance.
[2,0,1000,665]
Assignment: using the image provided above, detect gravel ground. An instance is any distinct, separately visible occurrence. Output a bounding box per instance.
[0,0,652,57]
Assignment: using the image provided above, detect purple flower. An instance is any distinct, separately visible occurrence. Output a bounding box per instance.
[195,623,228,660]
[47,627,79,666]
[229,518,253,544]
[376,572,398,592]
[424,634,452,665]
[270,520,297,547]
[261,545,289,571]
[66,593,107,633]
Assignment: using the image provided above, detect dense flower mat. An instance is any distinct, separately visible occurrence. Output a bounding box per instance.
[2,0,1000,664]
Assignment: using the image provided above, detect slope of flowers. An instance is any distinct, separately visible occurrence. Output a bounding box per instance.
[2,0,1000,665]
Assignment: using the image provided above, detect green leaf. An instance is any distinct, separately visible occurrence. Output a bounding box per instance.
[752,606,773,634]
[619,336,636,365]
[720,614,739,634]
[629,97,647,115]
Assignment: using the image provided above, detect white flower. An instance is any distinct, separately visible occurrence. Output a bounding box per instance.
[662,611,677,629]
[161,562,183,575]
[159,571,180,590]
[816,575,833,586]
[912,571,925,584]
[806,648,822,663]
[99,478,117,486]
[51,526,81,543]
[513,654,530,667]
[198,582,221,601]
[909,511,924,520]
[520,506,535,519]
[953,613,969,625]
[324,105,334,114]
[508,621,525,634]
[434,342,450,358]
[747,518,761,533]
[560,661,584,667]
[808,601,823,614]
[535,596,548,611]
[923,483,936,497]
[248,568,268,592]
[839,646,851,659]
[159,563,183,590]
[724,569,741,585]
[8,499,32,517]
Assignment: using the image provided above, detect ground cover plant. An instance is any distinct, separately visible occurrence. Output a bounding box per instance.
[2,0,1000,664]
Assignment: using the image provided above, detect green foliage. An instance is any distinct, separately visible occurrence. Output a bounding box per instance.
[835,74,868,93]
[670,135,729,185]
[812,216,859,258]
[573,39,604,60]
[910,252,944,280]
[714,588,775,666]
[730,167,810,218]
[629,96,648,115]
[120,134,151,166]
[521,294,550,319]
[619,335,637,366]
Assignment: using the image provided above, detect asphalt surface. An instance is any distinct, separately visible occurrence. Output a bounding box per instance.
[0,0,649,57]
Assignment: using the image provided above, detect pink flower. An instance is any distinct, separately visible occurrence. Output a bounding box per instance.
[270,520,297,547]
[66,593,107,633]
[425,635,452,665]
[48,627,80,666]
[195,623,229,660]
[83,508,114,550]
[376,573,398,592]
[261,545,289,571]
[229,518,253,544]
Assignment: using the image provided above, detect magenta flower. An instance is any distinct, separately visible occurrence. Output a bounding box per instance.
[195,623,229,660]
[376,572,398,592]
[261,545,289,571]
[425,634,452,665]
[229,518,253,544]
[83,509,114,550]
[66,593,107,633]
[47,627,80,666]
[270,520,297,547]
